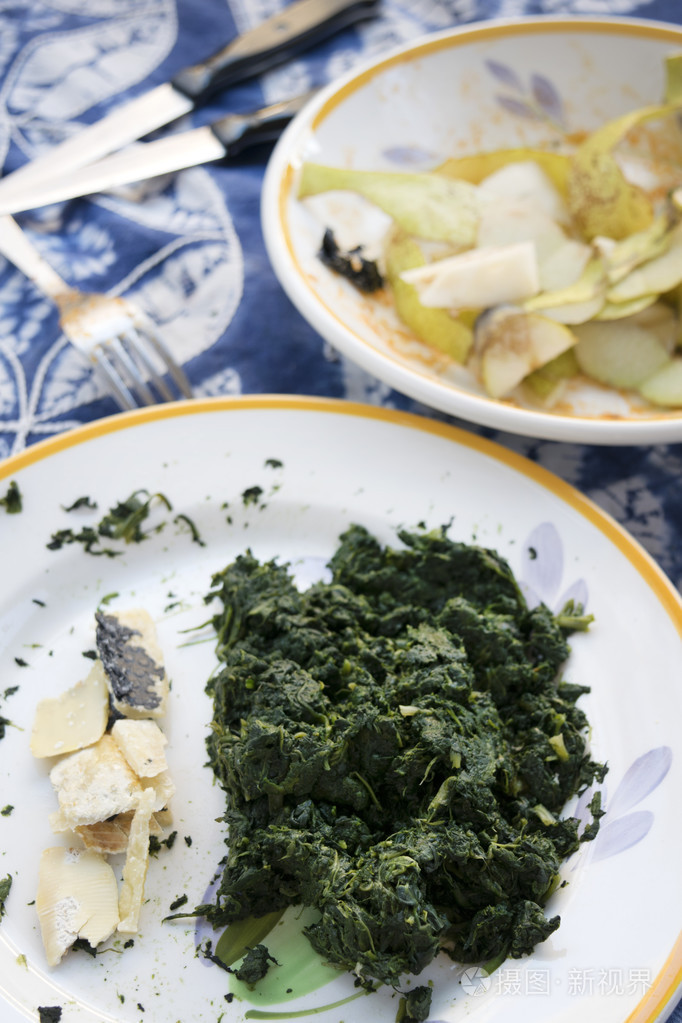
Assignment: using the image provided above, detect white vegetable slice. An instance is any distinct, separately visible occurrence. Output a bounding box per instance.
[477,159,569,224]
[573,319,671,388]
[476,197,568,270]
[475,306,577,398]
[538,238,593,293]
[36,847,119,966]
[118,787,156,933]
[401,241,540,310]
[111,718,168,778]
[639,357,682,406]
[31,660,109,758]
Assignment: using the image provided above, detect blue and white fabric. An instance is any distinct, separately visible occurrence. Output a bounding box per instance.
[1,0,682,599]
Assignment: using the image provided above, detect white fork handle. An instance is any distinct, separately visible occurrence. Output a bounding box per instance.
[0,214,73,301]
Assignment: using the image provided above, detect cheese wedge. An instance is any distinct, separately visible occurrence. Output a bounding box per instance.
[141,769,176,813]
[31,660,109,758]
[118,787,156,933]
[36,847,119,966]
[95,609,169,719]
[49,734,142,832]
[111,718,168,777]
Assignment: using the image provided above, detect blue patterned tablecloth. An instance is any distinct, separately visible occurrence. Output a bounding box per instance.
[1,0,682,1018]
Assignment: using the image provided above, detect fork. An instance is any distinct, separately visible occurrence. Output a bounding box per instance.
[0,214,193,409]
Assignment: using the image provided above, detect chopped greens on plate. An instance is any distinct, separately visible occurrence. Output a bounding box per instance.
[299,54,682,409]
[197,524,604,1011]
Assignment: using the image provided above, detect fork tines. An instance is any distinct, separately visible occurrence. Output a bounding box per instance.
[95,327,193,410]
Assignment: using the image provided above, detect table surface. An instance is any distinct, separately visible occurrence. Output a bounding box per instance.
[1,0,681,1020]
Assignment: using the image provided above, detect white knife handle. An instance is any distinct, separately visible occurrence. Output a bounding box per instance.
[0,215,72,301]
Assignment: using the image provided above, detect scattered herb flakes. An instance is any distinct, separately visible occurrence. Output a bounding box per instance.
[184,835,193,847]
[37,1009,62,1023]
[164,830,178,850]
[264,458,283,469]
[48,490,173,555]
[32,598,46,607]
[149,830,177,857]
[46,525,119,557]
[318,227,384,292]
[63,496,98,511]
[241,485,263,507]
[71,937,98,957]
[233,945,279,984]
[123,939,135,949]
[14,657,28,667]
[169,894,188,912]
[82,649,98,660]
[99,490,172,543]
[0,480,22,514]
[174,513,206,547]
[98,592,120,608]
[0,686,18,741]
[1,805,13,816]
[199,939,231,973]
[199,524,606,991]
[0,874,12,918]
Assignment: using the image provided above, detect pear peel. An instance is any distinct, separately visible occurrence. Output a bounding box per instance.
[298,163,480,246]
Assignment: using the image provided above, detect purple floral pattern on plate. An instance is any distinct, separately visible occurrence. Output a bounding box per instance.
[591,745,672,861]
[520,521,588,613]
[485,61,567,132]
[520,523,672,861]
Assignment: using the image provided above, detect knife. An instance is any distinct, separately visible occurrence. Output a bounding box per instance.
[0,92,315,215]
[0,0,379,204]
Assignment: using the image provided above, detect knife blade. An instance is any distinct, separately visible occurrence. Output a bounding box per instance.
[0,92,315,215]
[0,0,379,204]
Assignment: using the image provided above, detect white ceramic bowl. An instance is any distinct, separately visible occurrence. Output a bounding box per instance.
[262,15,682,445]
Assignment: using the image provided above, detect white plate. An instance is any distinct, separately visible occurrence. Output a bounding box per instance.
[262,16,682,445]
[0,395,681,1023]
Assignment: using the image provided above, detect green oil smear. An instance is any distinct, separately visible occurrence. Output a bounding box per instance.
[226,907,341,1006]
[245,988,370,1019]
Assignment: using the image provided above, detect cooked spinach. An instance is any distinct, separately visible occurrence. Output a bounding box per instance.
[233,944,279,984]
[318,228,384,292]
[0,480,22,514]
[199,524,605,994]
